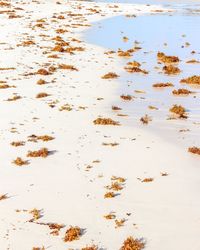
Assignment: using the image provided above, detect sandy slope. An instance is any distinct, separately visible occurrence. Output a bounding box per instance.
[0,0,199,249]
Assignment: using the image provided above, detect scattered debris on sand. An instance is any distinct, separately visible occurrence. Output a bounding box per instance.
[162,65,180,75]
[13,157,29,166]
[140,114,152,124]
[180,75,200,85]
[0,194,8,201]
[32,247,45,250]
[169,105,187,119]
[29,208,42,222]
[120,94,133,101]
[64,226,82,242]
[141,178,154,182]
[104,191,116,198]
[93,118,120,125]
[120,236,145,250]
[101,72,119,79]
[172,89,193,95]
[188,147,200,155]
[153,82,174,88]
[11,141,25,147]
[81,246,98,250]
[104,212,116,220]
[157,52,179,63]
[27,148,49,158]
[36,92,50,98]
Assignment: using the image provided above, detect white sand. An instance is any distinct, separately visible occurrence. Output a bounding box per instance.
[0,0,199,249]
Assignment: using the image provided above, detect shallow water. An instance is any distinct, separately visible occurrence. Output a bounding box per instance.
[90,0,200,7]
[85,12,200,148]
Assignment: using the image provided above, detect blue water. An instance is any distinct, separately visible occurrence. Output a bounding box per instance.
[85,12,200,147]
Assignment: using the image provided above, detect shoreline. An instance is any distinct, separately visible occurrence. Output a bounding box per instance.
[83,10,200,153]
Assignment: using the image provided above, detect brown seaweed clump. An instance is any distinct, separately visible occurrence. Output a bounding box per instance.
[180,75,200,85]
[111,176,125,183]
[169,105,187,118]
[124,66,148,74]
[172,89,192,95]
[64,226,82,242]
[102,142,119,146]
[120,95,133,101]
[58,64,78,71]
[101,72,119,79]
[36,92,49,98]
[127,61,141,67]
[120,236,145,250]
[162,65,180,75]
[37,79,46,85]
[0,83,12,89]
[112,106,122,111]
[106,182,123,191]
[93,118,120,126]
[32,247,45,250]
[13,157,29,166]
[186,59,199,64]
[188,147,200,155]
[37,69,49,75]
[118,50,132,57]
[59,104,72,111]
[7,95,21,101]
[157,52,179,63]
[115,219,126,228]
[0,194,8,201]
[140,115,152,124]
[48,223,64,235]
[27,134,54,142]
[153,82,174,88]
[142,178,154,182]
[27,148,49,158]
[29,208,42,222]
[11,141,25,147]
[52,45,65,52]
[104,192,115,198]
[81,245,98,250]
[36,135,54,142]
[104,213,116,220]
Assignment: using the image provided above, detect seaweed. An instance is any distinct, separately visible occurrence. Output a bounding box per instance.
[172,89,192,95]
[37,79,46,85]
[27,148,49,158]
[157,52,179,63]
[37,69,49,75]
[169,105,187,118]
[13,157,29,166]
[81,246,98,250]
[180,75,200,85]
[120,95,133,101]
[93,118,120,125]
[101,72,119,79]
[58,64,78,71]
[153,82,173,88]
[11,141,25,147]
[36,93,49,98]
[188,147,200,155]
[104,192,115,198]
[0,194,8,201]
[120,236,145,250]
[64,226,82,242]
[162,65,180,75]
[140,115,152,124]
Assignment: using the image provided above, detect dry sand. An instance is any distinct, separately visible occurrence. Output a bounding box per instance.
[0,0,199,249]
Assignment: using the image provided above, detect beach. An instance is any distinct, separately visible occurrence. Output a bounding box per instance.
[0,0,200,249]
